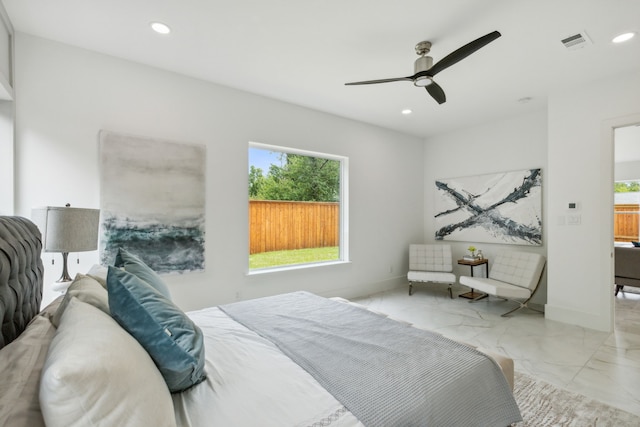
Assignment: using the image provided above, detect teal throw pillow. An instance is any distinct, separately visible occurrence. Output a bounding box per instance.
[114,248,172,299]
[107,266,206,393]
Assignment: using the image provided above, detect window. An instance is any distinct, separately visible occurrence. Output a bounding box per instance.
[248,142,348,271]
[614,180,640,243]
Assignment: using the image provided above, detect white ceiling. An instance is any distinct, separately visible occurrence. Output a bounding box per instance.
[2,0,640,139]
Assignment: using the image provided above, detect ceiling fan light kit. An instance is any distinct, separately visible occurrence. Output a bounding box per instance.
[413,76,433,87]
[413,51,434,87]
[345,31,501,105]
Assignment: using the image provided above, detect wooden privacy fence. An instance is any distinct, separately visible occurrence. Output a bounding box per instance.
[249,200,339,254]
[614,204,639,242]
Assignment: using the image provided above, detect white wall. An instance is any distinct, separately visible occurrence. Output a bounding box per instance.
[0,99,13,214]
[615,160,640,182]
[423,71,640,332]
[423,110,548,305]
[0,4,13,214]
[614,125,640,181]
[546,71,640,331]
[13,33,425,310]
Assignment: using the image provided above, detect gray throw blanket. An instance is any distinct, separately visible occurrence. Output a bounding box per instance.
[220,291,521,427]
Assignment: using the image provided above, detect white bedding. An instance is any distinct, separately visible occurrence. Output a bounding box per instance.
[173,306,364,427]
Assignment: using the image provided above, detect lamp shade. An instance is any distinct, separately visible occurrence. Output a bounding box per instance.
[31,206,100,253]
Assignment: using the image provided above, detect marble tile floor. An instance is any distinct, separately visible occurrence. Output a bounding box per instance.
[352,284,640,417]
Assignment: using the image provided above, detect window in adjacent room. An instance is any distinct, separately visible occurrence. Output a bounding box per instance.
[614,180,640,243]
[248,142,348,272]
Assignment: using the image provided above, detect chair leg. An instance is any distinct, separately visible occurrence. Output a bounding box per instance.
[501,303,526,317]
[468,293,488,302]
[470,294,541,317]
[409,281,456,298]
[500,296,543,317]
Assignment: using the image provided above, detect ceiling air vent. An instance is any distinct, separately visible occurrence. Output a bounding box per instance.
[561,31,592,50]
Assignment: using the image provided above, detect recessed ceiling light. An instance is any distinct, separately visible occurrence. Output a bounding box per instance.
[612,32,635,43]
[151,22,171,35]
[401,109,413,115]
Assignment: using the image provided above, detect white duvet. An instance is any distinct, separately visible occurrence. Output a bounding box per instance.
[173,306,364,427]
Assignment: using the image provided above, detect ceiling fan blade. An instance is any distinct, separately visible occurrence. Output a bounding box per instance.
[427,31,501,77]
[345,76,412,85]
[426,82,446,104]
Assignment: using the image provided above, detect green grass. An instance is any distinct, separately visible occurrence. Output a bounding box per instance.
[250,246,339,269]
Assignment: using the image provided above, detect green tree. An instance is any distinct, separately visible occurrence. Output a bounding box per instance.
[250,153,340,202]
[615,181,640,193]
[249,166,265,198]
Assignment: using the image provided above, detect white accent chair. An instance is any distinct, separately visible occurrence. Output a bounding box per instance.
[408,244,456,298]
[459,251,545,317]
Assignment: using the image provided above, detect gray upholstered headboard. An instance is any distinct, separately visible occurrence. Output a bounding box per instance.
[0,216,44,350]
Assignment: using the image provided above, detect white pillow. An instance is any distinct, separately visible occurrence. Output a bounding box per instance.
[87,263,108,288]
[40,297,177,427]
[51,274,110,327]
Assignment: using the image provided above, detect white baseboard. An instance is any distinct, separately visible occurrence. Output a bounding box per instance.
[545,303,612,332]
[320,275,407,301]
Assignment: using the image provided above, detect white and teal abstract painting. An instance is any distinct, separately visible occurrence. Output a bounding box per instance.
[99,131,206,274]
[435,168,542,246]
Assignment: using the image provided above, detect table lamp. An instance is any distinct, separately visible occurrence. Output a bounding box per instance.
[32,204,100,286]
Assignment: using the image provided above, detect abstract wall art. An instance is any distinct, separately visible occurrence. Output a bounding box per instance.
[98,131,206,274]
[434,168,542,245]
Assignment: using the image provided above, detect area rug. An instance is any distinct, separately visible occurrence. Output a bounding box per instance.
[513,371,640,426]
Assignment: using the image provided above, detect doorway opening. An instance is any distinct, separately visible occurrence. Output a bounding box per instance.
[613,123,640,331]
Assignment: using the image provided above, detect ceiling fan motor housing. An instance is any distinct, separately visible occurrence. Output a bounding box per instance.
[413,55,434,86]
[414,55,433,74]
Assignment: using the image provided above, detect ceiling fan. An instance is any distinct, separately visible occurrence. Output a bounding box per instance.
[345,31,501,105]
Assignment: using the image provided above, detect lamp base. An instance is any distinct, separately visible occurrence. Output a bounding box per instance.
[56,252,74,283]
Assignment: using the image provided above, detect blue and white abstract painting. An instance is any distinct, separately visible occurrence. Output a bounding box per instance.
[99,131,206,274]
[434,168,542,245]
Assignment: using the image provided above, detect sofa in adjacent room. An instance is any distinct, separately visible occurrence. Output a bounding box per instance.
[614,245,640,295]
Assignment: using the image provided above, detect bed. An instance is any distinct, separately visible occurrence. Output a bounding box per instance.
[0,216,522,426]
